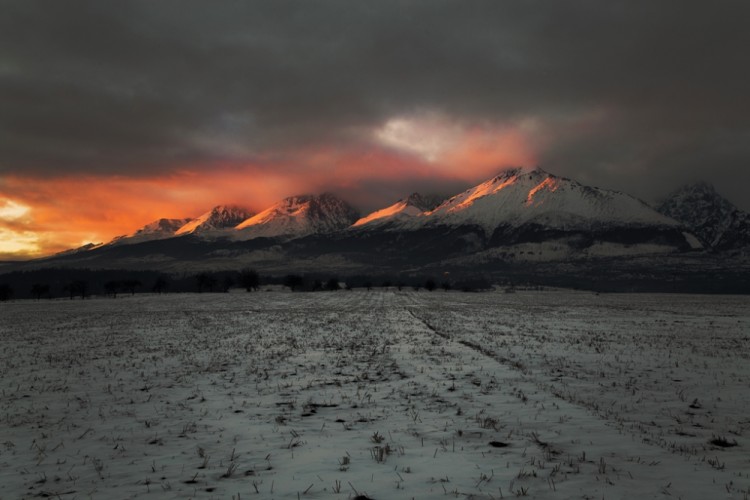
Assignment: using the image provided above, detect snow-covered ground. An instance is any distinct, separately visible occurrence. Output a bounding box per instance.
[0,290,748,499]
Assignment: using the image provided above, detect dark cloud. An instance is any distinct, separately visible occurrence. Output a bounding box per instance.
[1,0,749,207]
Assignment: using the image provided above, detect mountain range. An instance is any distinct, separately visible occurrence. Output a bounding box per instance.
[16,167,750,279]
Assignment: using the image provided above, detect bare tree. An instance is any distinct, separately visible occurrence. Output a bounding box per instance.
[222,275,235,293]
[196,273,217,293]
[64,280,88,300]
[30,283,49,300]
[239,268,260,292]
[325,278,340,291]
[284,274,304,291]
[122,279,141,295]
[152,275,168,294]
[104,280,120,298]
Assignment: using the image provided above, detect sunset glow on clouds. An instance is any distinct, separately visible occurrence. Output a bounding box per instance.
[0,168,306,258]
[2,2,749,259]
[0,200,38,256]
[375,113,535,171]
[0,118,536,258]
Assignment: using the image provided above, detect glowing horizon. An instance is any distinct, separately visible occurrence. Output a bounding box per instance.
[0,120,536,259]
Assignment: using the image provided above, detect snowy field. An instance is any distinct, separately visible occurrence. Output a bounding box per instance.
[1,290,748,499]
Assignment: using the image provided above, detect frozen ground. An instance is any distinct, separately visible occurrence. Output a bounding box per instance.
[0,290,748,499]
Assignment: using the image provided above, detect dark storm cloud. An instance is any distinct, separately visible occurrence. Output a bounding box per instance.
[1,1,749,205]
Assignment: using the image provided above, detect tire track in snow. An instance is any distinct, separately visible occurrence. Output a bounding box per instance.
[405,307,529,374]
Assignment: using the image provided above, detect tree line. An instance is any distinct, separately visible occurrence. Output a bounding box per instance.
[277,274,492,293]
[0,267,493,301]
[0,268,261,300]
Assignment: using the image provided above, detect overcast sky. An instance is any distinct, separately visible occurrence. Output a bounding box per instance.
[1,1,749,256]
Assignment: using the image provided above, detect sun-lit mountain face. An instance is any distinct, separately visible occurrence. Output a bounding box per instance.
[107,218,193,246]
[353,193,437,227]
[526,177,561,206]
[235,193,359,240]
[413,167,679,235]
[175,205,253,236]
[429,168,526,214]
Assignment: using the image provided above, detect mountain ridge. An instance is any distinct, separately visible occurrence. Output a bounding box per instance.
[33,168,750,274]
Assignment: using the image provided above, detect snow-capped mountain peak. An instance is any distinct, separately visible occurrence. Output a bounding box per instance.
[404,192,440,212]
[422,167,677,233]
[55,241,104,255]
[353,192,437,227]
[107,217,193,246]
[175,205,253,236]
[235,193,359,239]
[135,218,193,236]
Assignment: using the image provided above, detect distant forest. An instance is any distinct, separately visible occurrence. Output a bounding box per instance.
[2,260,749,301]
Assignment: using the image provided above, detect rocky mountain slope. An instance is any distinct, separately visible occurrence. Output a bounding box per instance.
[658,182,750,251]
